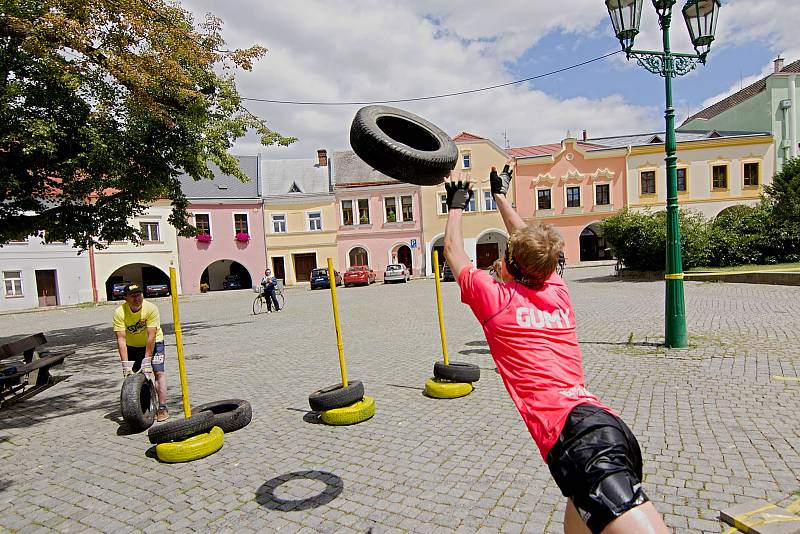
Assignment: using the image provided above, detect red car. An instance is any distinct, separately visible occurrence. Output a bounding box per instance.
[343,265,376,287]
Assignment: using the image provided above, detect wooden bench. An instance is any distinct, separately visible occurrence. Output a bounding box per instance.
[0,333,74,407]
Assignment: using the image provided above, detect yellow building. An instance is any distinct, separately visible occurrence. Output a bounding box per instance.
[263,151,340,285]
[421,133,514,275]
[589,131,775,218]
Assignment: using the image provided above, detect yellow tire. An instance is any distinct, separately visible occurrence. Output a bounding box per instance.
[155,426,224,463]
[424,377,473,399]
[320,395,375,426]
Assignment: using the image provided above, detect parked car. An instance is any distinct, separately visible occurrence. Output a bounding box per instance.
[343,265,376,287]
[383,263,410,283]
[310,268,343,289]
[222,274,242,290]
[111,281,132,300]
[145,283,170,298]
[440,262,455,282]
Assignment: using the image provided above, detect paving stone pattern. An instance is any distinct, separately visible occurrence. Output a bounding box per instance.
[0,266,798,533]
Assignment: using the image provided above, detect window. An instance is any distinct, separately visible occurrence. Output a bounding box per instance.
[537,189,552,210]
[484,191,496,211]
[194,213,211,236]
[566,186,581,208]
[233,213,249,235]
[357,198,370,224]
[3,271,22,297]
[595,184,610,206]
[462,152,471,169]
[272,214,287,233]
[349,247,368,266]
[712,165,728,189]
[439,193,449,214]
[384,197,397,222]
[401,195,413,221]
[677,168,687,192]
[308,211,322,231]
[640,171,656,195]
[744,162,759,187]
[342,200,354,226]
[464,194,476,212]
[140,222,160,242]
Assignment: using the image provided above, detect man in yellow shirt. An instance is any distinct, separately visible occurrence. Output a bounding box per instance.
[112,283,169,422]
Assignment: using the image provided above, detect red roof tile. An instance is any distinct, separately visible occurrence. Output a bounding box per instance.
[453,132,484,141]
[506,141,606,158]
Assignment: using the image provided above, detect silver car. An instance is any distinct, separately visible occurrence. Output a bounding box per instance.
[383,263,411,283]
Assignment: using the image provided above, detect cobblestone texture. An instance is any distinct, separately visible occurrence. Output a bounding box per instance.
[0,266,798,533]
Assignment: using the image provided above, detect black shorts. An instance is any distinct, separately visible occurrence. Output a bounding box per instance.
[126,342,166,373]
[547,404,649,534]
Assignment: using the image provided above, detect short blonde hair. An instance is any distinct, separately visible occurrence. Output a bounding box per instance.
[505,223,564,286]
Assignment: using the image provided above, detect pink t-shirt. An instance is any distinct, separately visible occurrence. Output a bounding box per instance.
[459,267,611,461]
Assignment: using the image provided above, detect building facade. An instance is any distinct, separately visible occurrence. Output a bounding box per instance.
[263,150,338,285]
[421,133,512,275]
[333,151,424,280]
[177,156,267,294]
[682,58,798,171]
[511,138,628,264]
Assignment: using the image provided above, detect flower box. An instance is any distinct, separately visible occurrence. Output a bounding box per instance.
[196,233,212,243]
[235,232,250,243]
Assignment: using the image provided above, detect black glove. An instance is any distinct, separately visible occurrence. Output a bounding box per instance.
[490,164,513,196]
[445,181,473,211]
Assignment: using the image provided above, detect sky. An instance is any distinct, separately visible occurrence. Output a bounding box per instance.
[179,0,800,160]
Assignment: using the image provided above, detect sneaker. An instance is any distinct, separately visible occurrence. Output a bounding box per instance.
[156,406,169,422]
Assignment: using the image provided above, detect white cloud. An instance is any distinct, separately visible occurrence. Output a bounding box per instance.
[179,0,660,159]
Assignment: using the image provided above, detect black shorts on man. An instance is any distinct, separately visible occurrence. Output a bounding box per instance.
[126,341,166,373]
[547,403,648,534]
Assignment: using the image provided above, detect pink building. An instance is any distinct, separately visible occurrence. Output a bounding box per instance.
[177,156,267,294]
[510,138,628,264]
[332,151,424,279]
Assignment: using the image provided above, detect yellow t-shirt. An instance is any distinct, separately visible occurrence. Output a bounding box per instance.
[112,300,164,347]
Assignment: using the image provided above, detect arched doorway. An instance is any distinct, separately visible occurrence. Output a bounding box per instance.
[476,230,508,269]
[349,246,369,267]
[105,263,170,300]
[201,260,252,291]
[395,245,412,270]
[579,224,611,262]
[431,236,445,272]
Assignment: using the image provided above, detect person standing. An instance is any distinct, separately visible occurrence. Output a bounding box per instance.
[112,283,169,422]
[260,269,281,312]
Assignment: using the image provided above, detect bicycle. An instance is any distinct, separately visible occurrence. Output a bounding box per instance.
[253,281,285,315]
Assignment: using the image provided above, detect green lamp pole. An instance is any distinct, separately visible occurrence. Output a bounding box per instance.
[604,0,721,348]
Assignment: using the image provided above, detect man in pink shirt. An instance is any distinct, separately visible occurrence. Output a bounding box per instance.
[443,166,668,534]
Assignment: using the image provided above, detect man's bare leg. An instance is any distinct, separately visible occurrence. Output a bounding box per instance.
[601,502,669,534]
[564,499,591,534]
[153,371,167,405]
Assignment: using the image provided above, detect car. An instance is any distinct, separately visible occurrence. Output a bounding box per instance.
[222,274,242,290]
[440,262,455,282]
[145,283,170,298]
[343,265,376,287]
[310,268,343,289]
[111,281,133,300]
[383,263,410,283]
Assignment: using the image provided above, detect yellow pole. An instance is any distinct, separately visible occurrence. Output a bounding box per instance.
[169,266,191,418]
[432,250,449,365]
[327,258,348,388]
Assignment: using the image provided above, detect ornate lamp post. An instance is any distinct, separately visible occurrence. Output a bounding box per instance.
[605,0,721,348]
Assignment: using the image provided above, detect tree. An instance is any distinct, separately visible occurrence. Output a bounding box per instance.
[763,156,800,259]
[0,0,294,249]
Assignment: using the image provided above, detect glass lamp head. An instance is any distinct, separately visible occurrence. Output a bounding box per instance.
[605,0,644,52]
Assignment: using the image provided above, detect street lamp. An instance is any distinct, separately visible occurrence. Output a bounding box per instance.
[604,0,721,348]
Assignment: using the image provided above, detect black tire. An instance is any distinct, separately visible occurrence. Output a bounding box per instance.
[193,399,252,433]
[147,410,215,444]
[434,361,481,383]
[350,105,458,186]
[120,373,156,431]
[308,380,365,412]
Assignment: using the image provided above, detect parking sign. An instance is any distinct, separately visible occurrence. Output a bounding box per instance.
[410,239,417,248]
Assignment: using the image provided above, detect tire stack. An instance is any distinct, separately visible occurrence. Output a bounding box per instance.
[424,361,480,399]
[308,381,374,425]
[147,399,252,463]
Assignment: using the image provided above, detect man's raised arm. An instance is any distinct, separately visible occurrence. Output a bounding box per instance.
[443,180,474,282]
[491,164,526,234]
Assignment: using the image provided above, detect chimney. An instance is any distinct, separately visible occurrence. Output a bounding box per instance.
[317,149,328,167]
[775,56,785,73]
[582,129,588,142]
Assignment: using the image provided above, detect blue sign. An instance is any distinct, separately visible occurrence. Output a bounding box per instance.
[410,239,417,248]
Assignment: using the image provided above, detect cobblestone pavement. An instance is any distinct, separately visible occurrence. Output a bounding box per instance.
[0,266,798,533]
